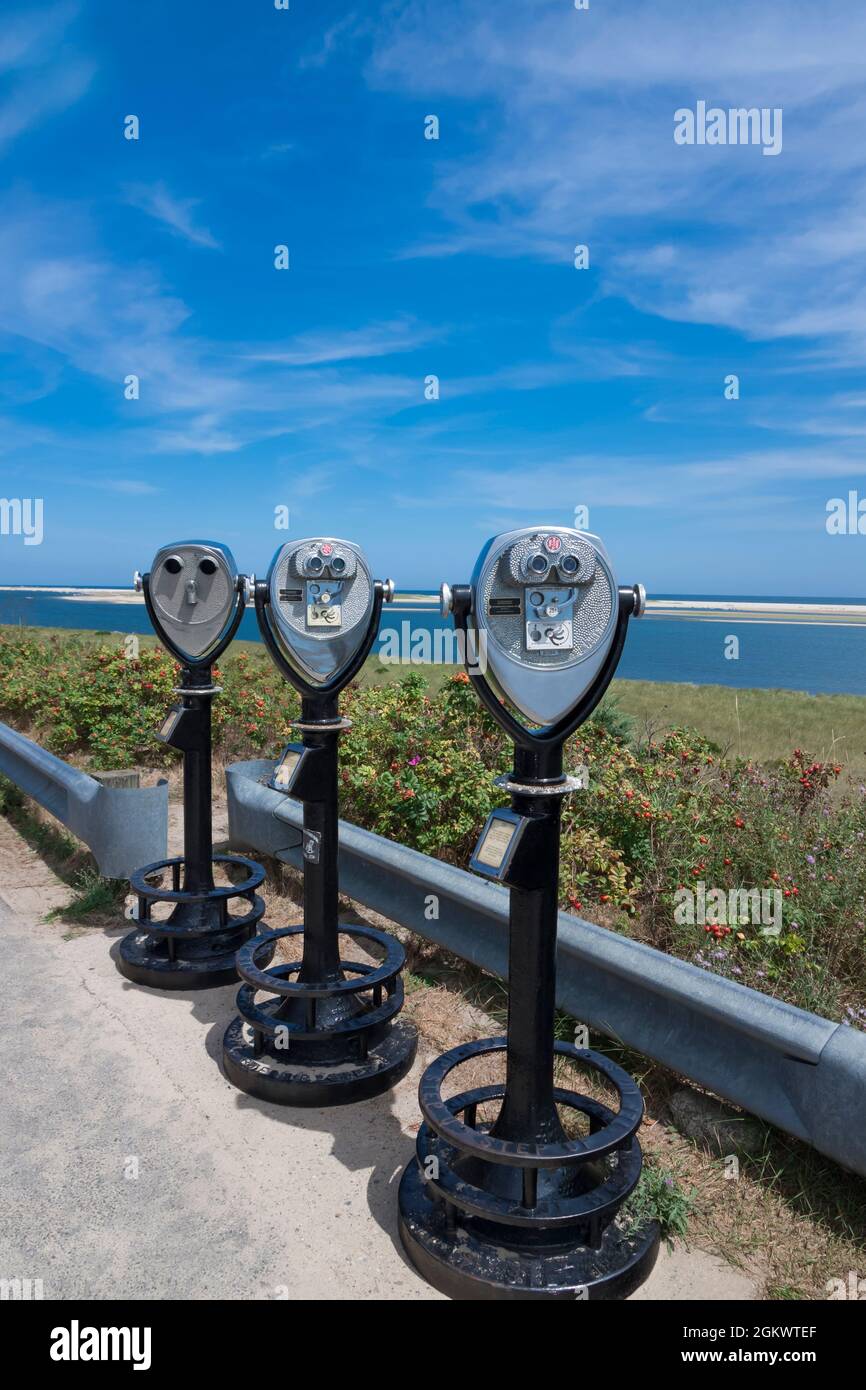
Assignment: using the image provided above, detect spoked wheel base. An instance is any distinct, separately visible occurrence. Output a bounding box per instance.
[118,928,248,990]
[117,854,267,991]
[221,921,418,1106]
[398,1159,660,1300]
[221,1014,417,1106]
[399,1036,660,1300]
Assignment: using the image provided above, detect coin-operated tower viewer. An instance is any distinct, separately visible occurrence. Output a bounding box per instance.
[222,538,418,1106]
[399,527,659,1300]
[120,541,266,989]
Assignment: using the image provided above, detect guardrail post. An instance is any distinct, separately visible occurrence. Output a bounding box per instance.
[0,722,168,880]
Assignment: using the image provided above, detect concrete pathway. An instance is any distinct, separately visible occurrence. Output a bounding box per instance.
[0,817,757,1302]
[0,815,71,917]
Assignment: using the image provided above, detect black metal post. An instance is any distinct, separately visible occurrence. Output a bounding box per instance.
[222,570,418,1106]
[179,666,216,898]
[398,541,659,1299]
[297,695,342,985]
[119,551,263,990]
[398,726,660,1296]
[490,744,566,1149]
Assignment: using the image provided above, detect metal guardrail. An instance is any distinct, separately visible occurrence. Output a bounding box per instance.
[226,757,866,1178]
[0,723,168,879]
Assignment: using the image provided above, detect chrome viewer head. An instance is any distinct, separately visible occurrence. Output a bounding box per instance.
[266,537,375,685]
[461,527,621,726]
[145,540,241,664]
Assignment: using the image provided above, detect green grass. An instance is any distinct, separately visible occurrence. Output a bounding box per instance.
[0,772,124,925]
[610,679,866,782]
[4,794,80,869]
[227,647,866,775]
[5,624,866,770]
[46,867,126,922]
[355,659,457,694]
[0,773,24,816]
[621,1162,695,1246]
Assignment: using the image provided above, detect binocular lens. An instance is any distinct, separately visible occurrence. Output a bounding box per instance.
[164,556,184,575]
[560,554,579,575]
[307,556,324,574]
[198,557,218,576]
[330,556,346,574]
[529,554,548,574]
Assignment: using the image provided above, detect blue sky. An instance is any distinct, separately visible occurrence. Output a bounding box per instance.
[1,0,866,594]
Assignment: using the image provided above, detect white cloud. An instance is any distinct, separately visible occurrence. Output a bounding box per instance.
[0,192,438,456]
[245,317,439,365]
[366,0,866,357]
[87,478,160,495]
[0,2,93,148]
[298,13,367,70]
[124,183,221,250]
[0,4,81,74]
[0,65,94,150]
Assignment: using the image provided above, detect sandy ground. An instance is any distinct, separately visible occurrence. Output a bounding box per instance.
[0,808,758,1302]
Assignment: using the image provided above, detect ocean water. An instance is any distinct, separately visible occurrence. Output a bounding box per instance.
[1,588,865,696]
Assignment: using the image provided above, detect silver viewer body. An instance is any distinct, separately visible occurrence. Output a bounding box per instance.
[267,537,374,685]
[147,540,240,663]
[470,527,619,725]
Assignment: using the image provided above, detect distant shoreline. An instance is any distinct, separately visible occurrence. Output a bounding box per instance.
[0,588,144,604]
[648,600,866,628]
[2,587,865,626]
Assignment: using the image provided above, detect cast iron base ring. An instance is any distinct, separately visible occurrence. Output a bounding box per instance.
[222,923,418,1106]
[118,854,266,990]
[398,1037,660,1300]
